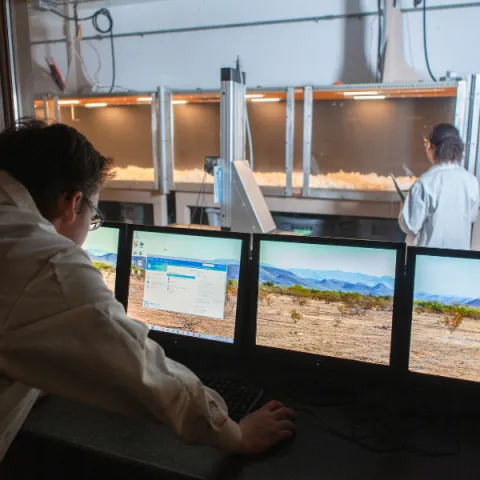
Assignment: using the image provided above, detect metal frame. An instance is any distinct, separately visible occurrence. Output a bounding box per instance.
[302,86,313,197]
[285,87,295,197]
[455,79,470,164]
[0,0,34,128]
[158,87,174,194]
[219,68,246,230]
[151,91,160,191]
[465,75,480,176]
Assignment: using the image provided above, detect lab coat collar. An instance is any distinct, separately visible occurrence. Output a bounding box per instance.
[0,170,56,239]
[0,170,43,216]
[429,161,462,172]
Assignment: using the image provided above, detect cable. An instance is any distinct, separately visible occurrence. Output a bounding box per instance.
[48,6,116,93]
[422,0,437,81]
[376,0,382,82]
[189,172,207,228]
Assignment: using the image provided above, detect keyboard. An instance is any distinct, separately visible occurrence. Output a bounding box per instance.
[199,374,264,421]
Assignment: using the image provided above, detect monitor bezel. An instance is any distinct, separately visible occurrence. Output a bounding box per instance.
[122,225,250,355]
[248,233,407,376]
[404,246,480,390]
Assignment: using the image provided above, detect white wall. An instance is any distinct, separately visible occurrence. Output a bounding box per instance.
[28,0,480,94]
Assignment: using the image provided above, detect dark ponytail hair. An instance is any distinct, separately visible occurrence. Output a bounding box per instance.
[428,123,464,163]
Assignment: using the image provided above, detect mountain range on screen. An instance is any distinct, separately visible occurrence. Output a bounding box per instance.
[414,291,480,307]
[86,249,117,267]
[259,264,394,297]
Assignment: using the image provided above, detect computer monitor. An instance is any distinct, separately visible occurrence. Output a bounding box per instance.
[126,226,249,346]
[406,247,480,384]
[83,223,126,301]
[251,235,405,367]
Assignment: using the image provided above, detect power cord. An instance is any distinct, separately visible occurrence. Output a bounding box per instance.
[294,399,461,457]
[421,0,437,81]
[48,5,116,93]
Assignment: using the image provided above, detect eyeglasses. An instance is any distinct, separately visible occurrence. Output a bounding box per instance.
[84,198,104,231]
[423,137,430,146]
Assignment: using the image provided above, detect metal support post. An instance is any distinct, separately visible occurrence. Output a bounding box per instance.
[455,79,470,166]
[158,87,173,195]
[466,75,480,176]
[285,87,295,197]
[151,91,160,191]
[0,0,34,128]
[53,96,60,123]
[220,67,246,230]
[302,86,313,197]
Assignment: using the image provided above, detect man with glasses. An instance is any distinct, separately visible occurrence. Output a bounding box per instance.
[0,120,295,468]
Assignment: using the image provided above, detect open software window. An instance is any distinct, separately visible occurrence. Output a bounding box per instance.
[127,231,242,343]
[143,257,228,320]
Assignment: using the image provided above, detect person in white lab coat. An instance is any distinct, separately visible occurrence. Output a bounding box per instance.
[0,120,295,465]
[399,123,480,249]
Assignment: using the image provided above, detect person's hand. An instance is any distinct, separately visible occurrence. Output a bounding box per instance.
[237,400,296,454]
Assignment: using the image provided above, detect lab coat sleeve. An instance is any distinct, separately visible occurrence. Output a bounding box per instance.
[0,247,242,452]
[399,181,429,236]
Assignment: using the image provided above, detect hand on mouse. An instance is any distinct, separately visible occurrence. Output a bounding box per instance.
[237,400,296,454]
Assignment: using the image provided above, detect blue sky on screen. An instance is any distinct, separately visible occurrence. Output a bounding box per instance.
[83,226,119,254]
[134,231,242,262]
[415,255,480,298]
[260,241,397,277]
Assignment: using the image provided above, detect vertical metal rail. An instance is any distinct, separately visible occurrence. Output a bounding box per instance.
[466,75,480,176]
[42,96,49,122]
[151,91,160,191]
[53,96,60,123]
[220,67,245,230]
[0,0,34,128]
[455,79,470,168]
[158,86,172,195]
[302,86,313,197]
[285,87,295,197]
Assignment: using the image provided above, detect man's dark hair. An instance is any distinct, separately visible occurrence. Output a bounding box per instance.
[428,123,464,163]
[0,118,114,220]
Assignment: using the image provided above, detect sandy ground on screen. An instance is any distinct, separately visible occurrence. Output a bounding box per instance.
[410,313,480,383]
[127,276,236,340]
[101,271,116,292]
[256,296,393,366]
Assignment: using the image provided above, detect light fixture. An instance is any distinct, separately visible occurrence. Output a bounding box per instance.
[250,98,282,103]
[245,94,264,99]
[343,91,379,96]
[137,97,152,102]
[58,99,80,105]
[172,100,188,105]
[85,103,108,108]
[352,95,387,101]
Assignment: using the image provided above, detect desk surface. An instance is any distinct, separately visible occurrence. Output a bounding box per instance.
[15,394,480,480]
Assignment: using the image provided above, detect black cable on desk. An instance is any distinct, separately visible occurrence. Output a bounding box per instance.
[49,5,116,94]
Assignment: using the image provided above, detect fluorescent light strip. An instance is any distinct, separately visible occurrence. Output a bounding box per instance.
[250,98,281,103]
[85,103,108,108]
[343,91,379,96]
[245,94,264,99]
[352,95,386,100]
[172,100,188,105]
[137,97,152,102]
[58,100,80,105]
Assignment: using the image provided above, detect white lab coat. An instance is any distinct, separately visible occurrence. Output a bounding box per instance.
[399,162,480,250]
[0,171,241,463]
